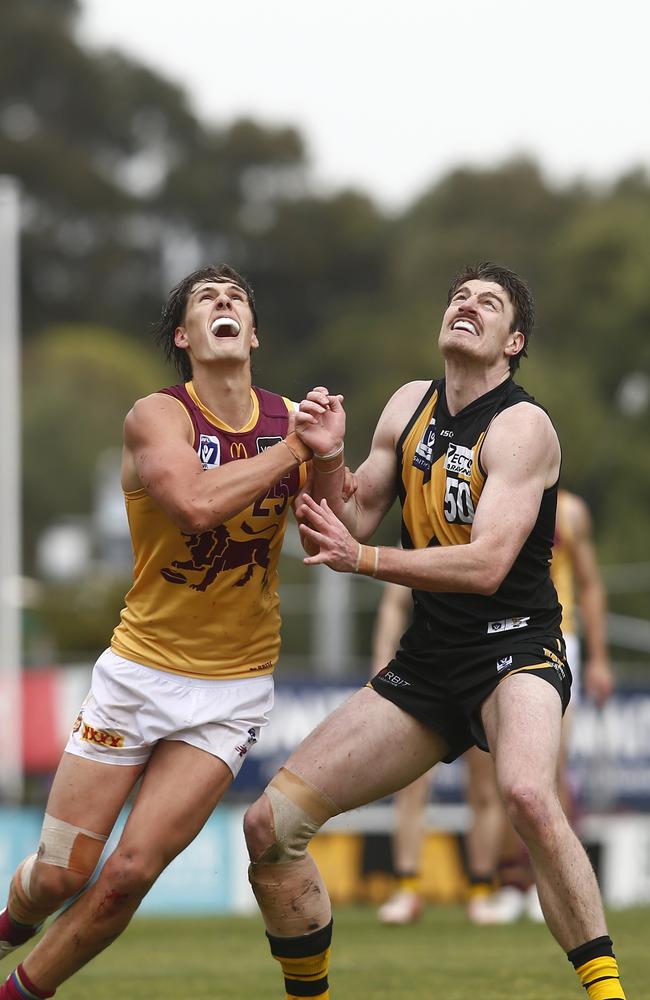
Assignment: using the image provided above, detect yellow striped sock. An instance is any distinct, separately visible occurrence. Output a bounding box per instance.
[274,946,331,997]
[577,956,626,999]
[397,875,420,895]
[267,920,332,999]
[468,879,494,900]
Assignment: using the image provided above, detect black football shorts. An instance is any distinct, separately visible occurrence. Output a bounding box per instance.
[369,632,572,763]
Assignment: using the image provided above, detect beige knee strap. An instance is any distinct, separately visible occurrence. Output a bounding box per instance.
[260,768,341,864]
[39,814,107,877]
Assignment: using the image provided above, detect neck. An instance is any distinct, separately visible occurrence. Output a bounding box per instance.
[189,363,253,429]
[443,359,511,415]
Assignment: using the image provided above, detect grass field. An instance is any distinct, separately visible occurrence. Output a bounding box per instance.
[10,904,648,999]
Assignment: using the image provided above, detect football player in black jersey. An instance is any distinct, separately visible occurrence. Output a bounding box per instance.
[243,263,625,1000]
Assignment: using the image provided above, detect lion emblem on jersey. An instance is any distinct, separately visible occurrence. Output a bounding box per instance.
[161,521,278,592]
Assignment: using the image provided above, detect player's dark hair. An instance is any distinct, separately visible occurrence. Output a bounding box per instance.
[447,262,534,372]
[154,263,258,382]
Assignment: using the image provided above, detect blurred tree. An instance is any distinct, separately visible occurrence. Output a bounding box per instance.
[546,186,650,395]
[22,325,169,567]
[1,0,194,333]
[249,189,390,395]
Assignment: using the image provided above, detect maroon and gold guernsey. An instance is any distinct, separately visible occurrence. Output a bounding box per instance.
[111,381,306,680]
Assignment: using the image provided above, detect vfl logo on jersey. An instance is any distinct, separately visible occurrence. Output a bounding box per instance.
[235,727,258,758]
[444,443,473,479]
[487,616,530,635]
[161,521,279,592]
[230,441,248,459]
[496,655,513,673]
[413,419,436,482]
[199,434,220,469]
[256,436,283,453]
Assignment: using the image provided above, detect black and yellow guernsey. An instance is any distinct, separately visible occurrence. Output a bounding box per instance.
[397,377,562,648]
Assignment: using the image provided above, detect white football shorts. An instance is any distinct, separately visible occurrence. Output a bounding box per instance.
[65,648,274,777]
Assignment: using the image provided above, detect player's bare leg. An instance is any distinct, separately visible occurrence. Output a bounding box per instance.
[484,673,625,999]
[0,752,143,968]
[244,686,448,998]
[2,740,233,997]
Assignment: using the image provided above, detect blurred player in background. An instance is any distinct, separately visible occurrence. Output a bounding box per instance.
[377,488,614,926]
[243,262,626,1000]
[0,264,313,1000]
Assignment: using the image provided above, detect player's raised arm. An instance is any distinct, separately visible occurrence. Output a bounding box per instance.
[296,381,428,542]
[300,402,560,591]
[123,393,310,533]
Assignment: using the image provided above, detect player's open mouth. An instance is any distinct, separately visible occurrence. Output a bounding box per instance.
[210,317,241,337]
[451,318,479,336]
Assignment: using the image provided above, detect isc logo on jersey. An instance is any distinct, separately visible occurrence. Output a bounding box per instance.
[199,434,220,469]
[413,419,436,474]
[444,443,473,479]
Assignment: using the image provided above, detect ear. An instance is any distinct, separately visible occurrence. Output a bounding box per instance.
[506,330,525,358]
[174,326,189,349]
[251,327,259,351]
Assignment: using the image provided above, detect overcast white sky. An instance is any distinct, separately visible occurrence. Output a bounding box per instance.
[78,0,650,211]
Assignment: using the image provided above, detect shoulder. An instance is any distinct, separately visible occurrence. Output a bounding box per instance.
[255,386,295,415]
[483,401,560,476]
[124,391,193,444]
[381,380,432,422]
[373,380,432,447]
[490,399,557,441]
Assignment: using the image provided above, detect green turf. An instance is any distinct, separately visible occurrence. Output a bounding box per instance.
[10,905,649,998]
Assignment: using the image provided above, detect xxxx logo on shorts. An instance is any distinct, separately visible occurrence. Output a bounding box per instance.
[81,724,125,748]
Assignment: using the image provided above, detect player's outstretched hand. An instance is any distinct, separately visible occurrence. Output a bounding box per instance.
[295,386,345,458]
[299,494,358,572]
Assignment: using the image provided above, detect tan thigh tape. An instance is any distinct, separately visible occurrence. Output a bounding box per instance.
[39,814,107,877]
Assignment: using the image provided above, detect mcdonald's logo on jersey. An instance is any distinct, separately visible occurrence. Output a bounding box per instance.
[230,441,248,460]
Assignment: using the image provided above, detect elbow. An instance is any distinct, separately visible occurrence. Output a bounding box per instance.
[173,501,223,534]
[474,562,508,596]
